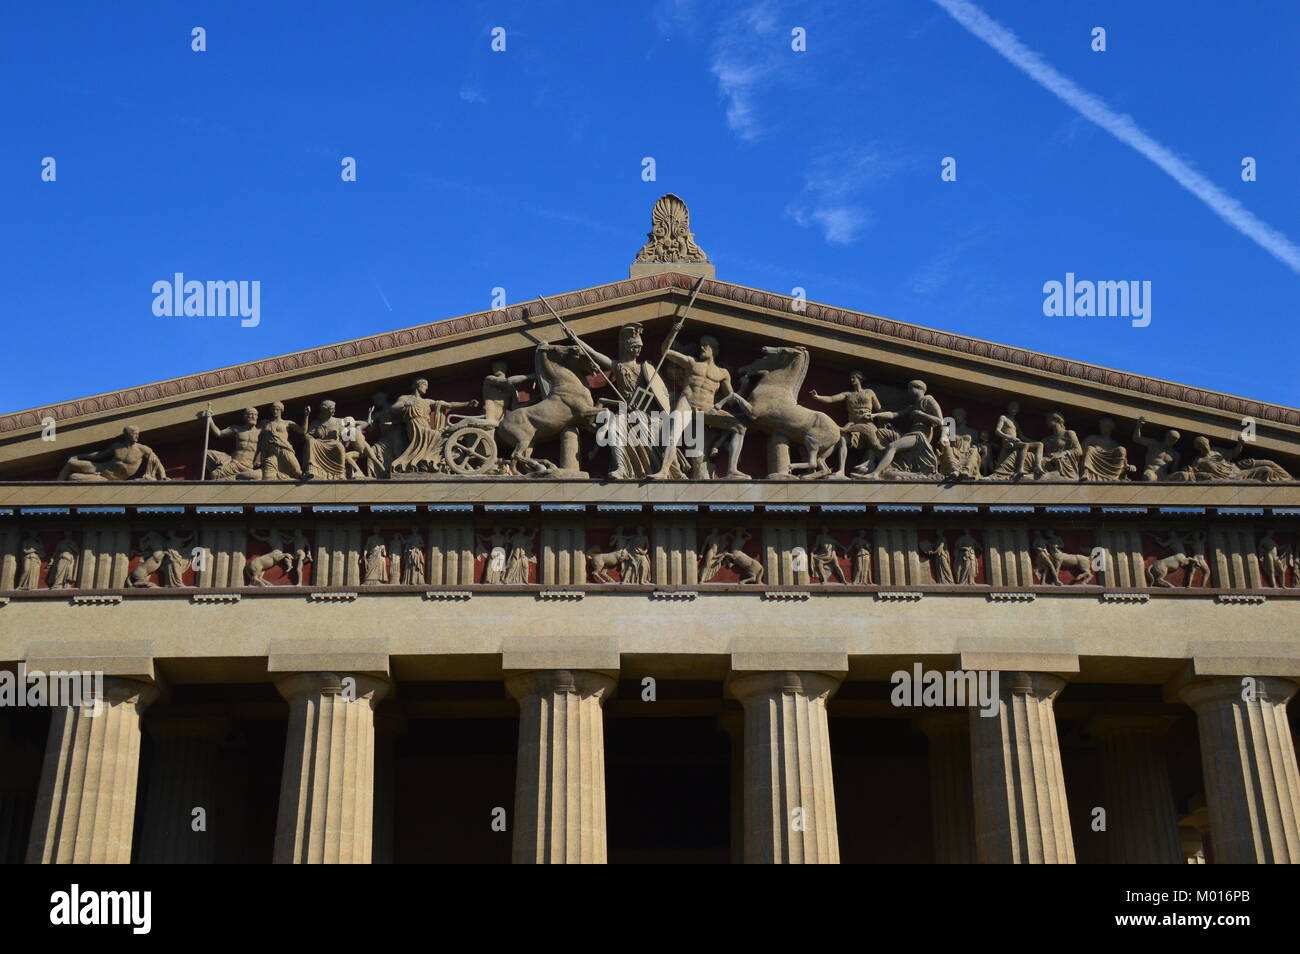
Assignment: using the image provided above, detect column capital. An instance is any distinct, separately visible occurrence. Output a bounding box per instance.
[97,675,161,712]
[273,671,390,707]
[727,670,843,704]
[1178,675,1299,710]
[506,669,617,703]
[1001,670,1066,700]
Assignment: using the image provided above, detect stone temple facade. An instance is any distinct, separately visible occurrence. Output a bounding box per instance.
[1,195,1298,864]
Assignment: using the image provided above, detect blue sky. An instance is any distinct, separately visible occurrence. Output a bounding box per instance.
[2,0,1297,413]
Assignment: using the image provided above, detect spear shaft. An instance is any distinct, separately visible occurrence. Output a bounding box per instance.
[635,274,707,412]
[537,293,627,402]
[199,402,213,480]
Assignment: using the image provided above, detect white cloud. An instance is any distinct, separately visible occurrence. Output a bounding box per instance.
[786,146,903,245]
[789,206,868,245]
[459,86,487,104]
[932,0,1300,276]
[709,1,783,141]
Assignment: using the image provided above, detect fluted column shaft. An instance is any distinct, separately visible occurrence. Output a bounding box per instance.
[273,672,389,864]
[507,669,615,864]
[27,677,159,864]
[730,670,842,864]
[970,671,1075,863]
[918,712,976,863]
[138,716,229,864]
[1091,715,1182,864]
[1179,676,1300,863]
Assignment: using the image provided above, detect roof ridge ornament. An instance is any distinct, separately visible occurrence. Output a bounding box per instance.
[630,194,716,280]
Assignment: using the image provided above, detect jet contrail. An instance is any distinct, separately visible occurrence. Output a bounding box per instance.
[368,271,394,312]
[931,0,1300,276]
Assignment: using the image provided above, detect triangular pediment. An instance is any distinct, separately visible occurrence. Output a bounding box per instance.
[2,271,1298,482]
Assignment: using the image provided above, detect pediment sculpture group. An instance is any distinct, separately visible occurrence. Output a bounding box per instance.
[54,325,1294,484]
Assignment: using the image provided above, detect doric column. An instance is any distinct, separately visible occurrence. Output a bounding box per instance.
[729,670,842,864]
[137,715,230,864]
[273,672,390,864]
[26,677,159,864]
[1090,715,1183,864]
[917,711,976,864]
[969,671,1075,864]
[506,669,616,864]
[1178,676,1300,863]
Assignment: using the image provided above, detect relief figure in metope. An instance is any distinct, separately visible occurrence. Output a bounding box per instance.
[401,528,426,585]
[1132,418,1181,482]
[810,527,848,583]
[608,526,650,583]
[1172,436,1293,483]
[503,528,535,584]
[1032,530,1095,585]
[246,528,296,586]
[1145,530,1209,587]
[386,533,403,584]
[853,380,942,479]
[130,530,195,587]
[48,533,80,589]
[17,533,44,589]
[953,529,981,585]
[722,544,764,584]
[1258,530,1294,588]
[722,346,843,479]
[699,527,731,582]
[921,537,954,585]
[1080,417,1133,481]
[587,542,630,584]
[58,425,168,482]
[362,530,390,584]
[477,528,510,584]
[290,529,312,586]
[810,372,897,475]
[202,407,264,480]
[847,530,873,584]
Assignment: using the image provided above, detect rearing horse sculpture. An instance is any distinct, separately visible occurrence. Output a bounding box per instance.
[718,346,845,479]
[496,343,595,476]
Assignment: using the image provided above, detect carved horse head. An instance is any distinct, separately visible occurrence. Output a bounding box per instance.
[737,346,809,394]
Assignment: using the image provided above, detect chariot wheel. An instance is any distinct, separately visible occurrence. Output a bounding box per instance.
[445,426,498,476]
